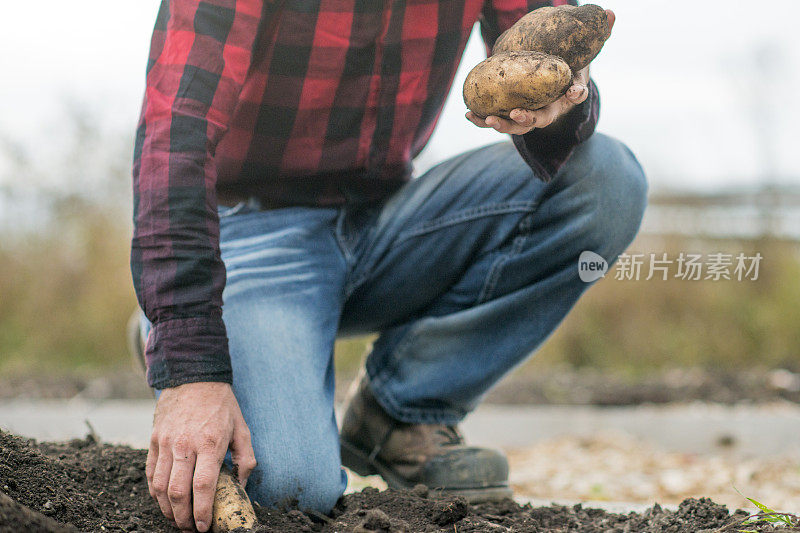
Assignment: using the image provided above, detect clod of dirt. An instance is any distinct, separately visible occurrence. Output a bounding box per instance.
[429,498,469,526]
[351,508,402,532]
[410,484,429,498]
[0,430,791,532]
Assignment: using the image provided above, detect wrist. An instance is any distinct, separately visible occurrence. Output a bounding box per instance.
[156,381,232,409]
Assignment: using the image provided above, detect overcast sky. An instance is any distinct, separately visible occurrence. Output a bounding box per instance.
[0,0,798,192]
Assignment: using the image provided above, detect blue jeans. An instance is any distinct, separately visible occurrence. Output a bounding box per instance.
[142,133,647,513]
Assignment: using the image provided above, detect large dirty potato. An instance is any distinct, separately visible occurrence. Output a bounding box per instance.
[492,4,610,72]
[463,51,572,118]
[212,467,258,533]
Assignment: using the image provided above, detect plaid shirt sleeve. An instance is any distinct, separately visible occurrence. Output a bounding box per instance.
[131,0,265,389]
[479,0,601,181]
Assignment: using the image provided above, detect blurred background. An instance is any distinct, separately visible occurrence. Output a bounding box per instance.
[0,0,798,400]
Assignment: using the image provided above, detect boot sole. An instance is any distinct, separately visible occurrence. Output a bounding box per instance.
[340,439,514,503]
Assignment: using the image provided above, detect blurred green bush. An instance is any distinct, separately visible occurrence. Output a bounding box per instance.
[0,199,135,375]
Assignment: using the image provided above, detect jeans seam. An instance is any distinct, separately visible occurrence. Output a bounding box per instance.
[333,208,354,266]
[344,273,368,299]
[476,254,509,305]
[476,229,530,304]
[393,201,538,245]
[369,321,419,390]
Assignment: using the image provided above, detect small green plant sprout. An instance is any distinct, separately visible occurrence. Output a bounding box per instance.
[732,487,800,532]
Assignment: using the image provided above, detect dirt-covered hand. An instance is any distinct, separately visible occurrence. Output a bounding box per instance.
[465,9,615,136]
[146,382,256,533]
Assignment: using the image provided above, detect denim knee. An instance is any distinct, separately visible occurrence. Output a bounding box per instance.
[568,133,648,261]
[246,456,346,514]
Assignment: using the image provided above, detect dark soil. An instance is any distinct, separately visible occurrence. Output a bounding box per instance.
[1,431,797,532]
[0,430,165,532]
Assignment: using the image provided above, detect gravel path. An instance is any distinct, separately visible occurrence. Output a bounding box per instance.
[507,431,800,512]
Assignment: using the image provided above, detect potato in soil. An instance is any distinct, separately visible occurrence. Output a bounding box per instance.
[463,51,572,118]
[492,4,610,72]
[212,467,257,532]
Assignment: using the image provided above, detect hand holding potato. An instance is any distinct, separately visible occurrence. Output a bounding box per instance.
[465,6,615,136]
[466,63,591,134]
[146,382,256,532]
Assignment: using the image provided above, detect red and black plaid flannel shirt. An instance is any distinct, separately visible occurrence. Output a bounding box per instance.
[132,0,599,389]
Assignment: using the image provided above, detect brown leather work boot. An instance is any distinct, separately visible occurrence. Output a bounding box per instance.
[339,374,512,503]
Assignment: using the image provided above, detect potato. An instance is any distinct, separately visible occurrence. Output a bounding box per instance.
[212,466,257,533]
[463,51,572,118]
[492,4,610,72]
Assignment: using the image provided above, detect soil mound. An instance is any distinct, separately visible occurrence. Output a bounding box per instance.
[0,430,793,532]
